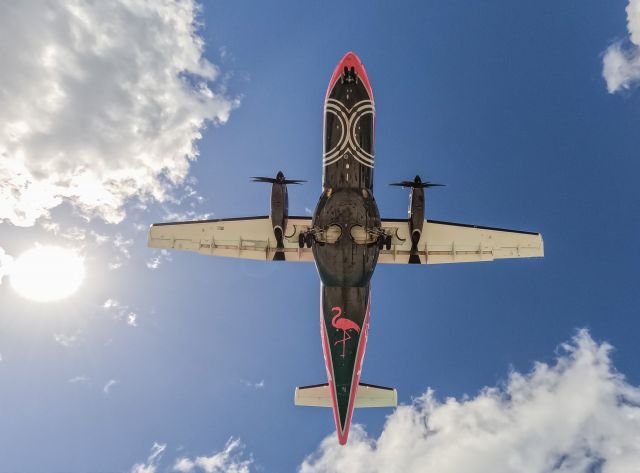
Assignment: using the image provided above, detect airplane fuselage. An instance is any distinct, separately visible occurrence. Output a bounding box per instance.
[312,52,380,444]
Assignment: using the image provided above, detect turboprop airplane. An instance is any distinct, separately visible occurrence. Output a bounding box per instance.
[148,52,544,445]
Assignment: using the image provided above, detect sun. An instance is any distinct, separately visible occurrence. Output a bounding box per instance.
[10,246,85,302]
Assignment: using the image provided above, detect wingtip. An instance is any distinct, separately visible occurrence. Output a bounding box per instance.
[147,224,155,248]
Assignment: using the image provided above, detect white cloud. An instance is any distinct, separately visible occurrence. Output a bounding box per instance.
[603,0,640,92]
[300,330,640,473]
[91,231,111,244]
[0,0,238,227]
[174,457,196,473]
[127,313,138,327]
[109,232,134,269]
[241,379,265,390]
[132,442,167,473]
[129,439,253,473]
[0,247,13,285]
[53,331,80,348]
[146,249,173,269]
[108,261,124,270]
[68,375,90,385]
[155,178,214,225]
[53,226,87,241]
[114,234,133,258]
[103,379,118,394]
[173,438,252,473]
[40,221,60,234]
[103,298,138,326]
[146,256,162,269]
[103,298,120,310]
[40,221,111,245]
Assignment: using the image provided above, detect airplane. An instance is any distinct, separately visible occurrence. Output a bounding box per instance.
[148,51,544,445]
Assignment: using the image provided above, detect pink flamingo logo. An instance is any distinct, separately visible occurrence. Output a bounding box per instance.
[331,307,361,358]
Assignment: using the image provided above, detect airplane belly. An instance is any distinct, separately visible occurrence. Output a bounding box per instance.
[320,284,371,444]
[312,188,381,287]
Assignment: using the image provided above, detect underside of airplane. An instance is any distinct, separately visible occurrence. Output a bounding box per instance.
[148,52,544,445]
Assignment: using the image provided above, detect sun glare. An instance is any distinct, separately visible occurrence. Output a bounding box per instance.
[10,246,85,302]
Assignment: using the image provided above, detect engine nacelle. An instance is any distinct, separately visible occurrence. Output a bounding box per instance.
[408,185,425,246]
[392,175,443,264]
[270,177,289,259]
[252,171,305,261]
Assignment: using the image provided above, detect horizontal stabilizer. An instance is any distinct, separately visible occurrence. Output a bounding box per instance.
[294,382,397,408]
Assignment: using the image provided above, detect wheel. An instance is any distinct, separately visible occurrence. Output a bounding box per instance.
[385,235,392,251]
[305,232,314,248]
[298,232,305,248]
[377,236,384,250]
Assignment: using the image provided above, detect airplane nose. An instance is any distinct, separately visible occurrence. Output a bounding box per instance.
[326,51,374,101]
[338,51,361,69]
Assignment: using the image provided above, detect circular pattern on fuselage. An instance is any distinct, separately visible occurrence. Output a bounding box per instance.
[324,99,375,168]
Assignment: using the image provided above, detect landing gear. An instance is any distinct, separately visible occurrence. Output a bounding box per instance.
[378,234,392,250]
[340,66,358,84]
[305,232,314,248]
[299,231,315,248]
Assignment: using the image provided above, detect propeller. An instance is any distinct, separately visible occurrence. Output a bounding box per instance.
[389,175,444,189]
[251,170,306,185]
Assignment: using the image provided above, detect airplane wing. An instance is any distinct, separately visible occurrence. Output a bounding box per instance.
[379,219,543,264]
[147,216,314,262]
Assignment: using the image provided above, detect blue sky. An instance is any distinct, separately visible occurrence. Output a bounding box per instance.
[1,1,640,472]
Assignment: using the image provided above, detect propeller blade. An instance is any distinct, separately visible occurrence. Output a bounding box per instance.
[389,180,445,188]
[251,176,277,183]
[252,175,306,184]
